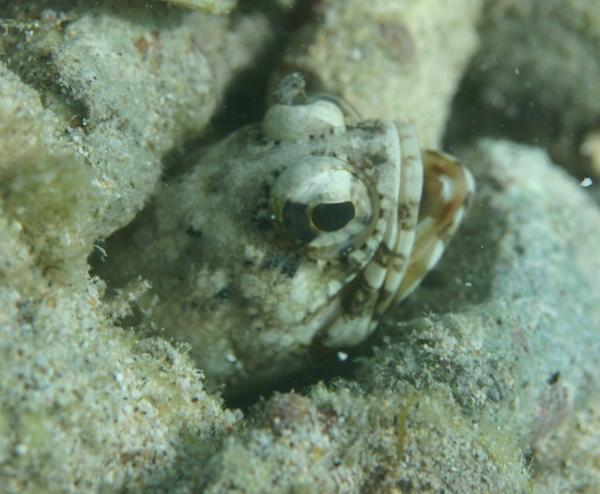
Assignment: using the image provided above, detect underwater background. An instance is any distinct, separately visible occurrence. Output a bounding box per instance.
[1,1,600,492]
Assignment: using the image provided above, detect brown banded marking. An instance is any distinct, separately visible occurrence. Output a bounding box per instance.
[372,251,407,319]
[340,272,380,316]
[392,150,475,302]
[373,122,424,317]
[372,238,393,267]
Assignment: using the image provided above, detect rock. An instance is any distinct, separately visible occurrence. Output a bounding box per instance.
[531,394,600,493]
[581,131,600,180]
[0,2,271,281]
[475,0,600,129]
[278,0,483,147]
[0,3,269,492]
[457,0,600,179]
[3,0,600,491]
[0,212,241,493]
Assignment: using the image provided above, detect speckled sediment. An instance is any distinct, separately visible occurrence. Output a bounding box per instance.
[0,211,242,493]
[475,0,600,128]
[0,2,268,492]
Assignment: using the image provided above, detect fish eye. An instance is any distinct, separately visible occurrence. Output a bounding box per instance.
[280,200,357,244]
[270,156,377,251]
[310,201,355,232]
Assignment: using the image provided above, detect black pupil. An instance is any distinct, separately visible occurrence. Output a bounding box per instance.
[282,201,317,243]
[311,201,355,232]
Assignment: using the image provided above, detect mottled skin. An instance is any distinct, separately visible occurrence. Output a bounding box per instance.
[104,96,473,393]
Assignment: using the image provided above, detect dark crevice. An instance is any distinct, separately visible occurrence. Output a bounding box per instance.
[225,345,363,411]
[161,0,320,179]
[444,63,598,185]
